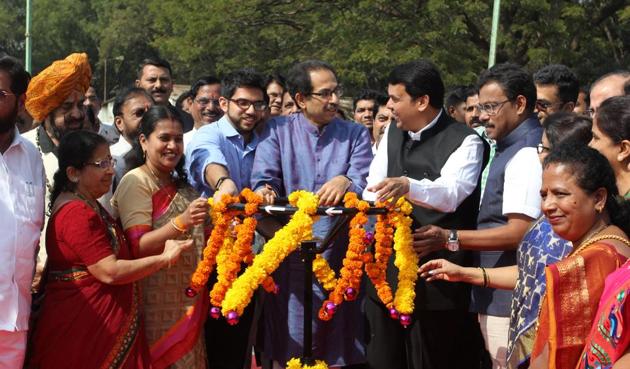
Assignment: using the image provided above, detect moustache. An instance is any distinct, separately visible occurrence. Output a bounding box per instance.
[151,87,168,94]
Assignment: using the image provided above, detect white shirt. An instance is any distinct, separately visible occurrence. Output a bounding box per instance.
[502,147,542,219]
[0,129,45,331]
[363,110,485,213]
[183,127,198,149]
[97,120,119,145]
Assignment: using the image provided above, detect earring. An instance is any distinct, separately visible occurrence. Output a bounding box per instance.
[70,177,79,183]
[143,150,147,160]
[596,206,603,214]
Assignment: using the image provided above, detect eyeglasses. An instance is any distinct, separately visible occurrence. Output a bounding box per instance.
[87,157,116,169]
[309,86,344,100]
[535,100,562,112]
[228,98,267,111]
[0,90,15,100]
[536,143,551,154]
[195,98,220,107]
[475,99,511,116]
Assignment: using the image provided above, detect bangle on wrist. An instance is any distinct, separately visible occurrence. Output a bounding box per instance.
[480,267,488,288]
[171,216,187,233]
[215,176,230,190]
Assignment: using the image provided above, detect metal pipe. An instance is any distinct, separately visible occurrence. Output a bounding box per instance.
[25,0,32,72]
[488,0,501,68]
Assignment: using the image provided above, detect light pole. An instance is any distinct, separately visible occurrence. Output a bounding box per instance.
[488,0,501,68]
[25,0,32,72]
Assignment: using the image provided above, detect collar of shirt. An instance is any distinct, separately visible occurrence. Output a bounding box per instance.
[3,126,27,155]
[295,112,339,137]
[218,116,259,146]
[36,124,57,156]
[497,114,540,151]
[407,109,443,141]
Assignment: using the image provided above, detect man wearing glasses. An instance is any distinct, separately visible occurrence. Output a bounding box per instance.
[413,63,543,369]
[532,64,579,123]
[185,69,268,369]
[184,76,222,147]
[251,60,372,368]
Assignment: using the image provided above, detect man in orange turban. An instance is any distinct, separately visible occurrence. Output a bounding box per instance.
[22,52,92,293]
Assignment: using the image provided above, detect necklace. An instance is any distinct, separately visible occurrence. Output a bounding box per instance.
[144,163,174,188]
[572,234,630,255]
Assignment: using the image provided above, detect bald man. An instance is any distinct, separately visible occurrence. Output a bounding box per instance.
[589,70,630,117]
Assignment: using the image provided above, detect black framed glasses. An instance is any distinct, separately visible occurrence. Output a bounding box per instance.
[228,98,267,111]
[195,98,220,107]
[475,99,511,116]
[87,157,116,169]
[536,143,551,154]
[309,86,344,100]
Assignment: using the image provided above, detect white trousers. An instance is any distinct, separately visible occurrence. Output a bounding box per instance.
[0,330,27,369]
[479,314,510,369]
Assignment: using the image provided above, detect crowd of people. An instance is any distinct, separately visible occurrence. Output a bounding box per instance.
[0,50,629,369]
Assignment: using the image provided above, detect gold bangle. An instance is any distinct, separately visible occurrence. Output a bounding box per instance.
[170,217,186,233]
[480,267,488,288]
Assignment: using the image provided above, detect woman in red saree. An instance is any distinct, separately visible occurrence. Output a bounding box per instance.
[529,144,630,369]
[112,106,209,369]
[28,131,191,369]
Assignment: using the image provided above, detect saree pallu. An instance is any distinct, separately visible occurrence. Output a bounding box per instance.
[114,168,208,369]
[577,260,630,368]
[531,242,627,369]
[507,217,572,369]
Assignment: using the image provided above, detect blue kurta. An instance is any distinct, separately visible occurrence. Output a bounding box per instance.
[251,112,373,366]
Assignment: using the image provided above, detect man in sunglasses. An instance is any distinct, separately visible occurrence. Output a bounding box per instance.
[251,60,372,368]
[184,76,222,148]
[533,64,579,123]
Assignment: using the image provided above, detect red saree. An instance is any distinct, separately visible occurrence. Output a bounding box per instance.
[27,200,150,369]
[531,241,627,369]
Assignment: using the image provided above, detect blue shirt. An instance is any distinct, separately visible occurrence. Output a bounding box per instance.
[185,116,259,197]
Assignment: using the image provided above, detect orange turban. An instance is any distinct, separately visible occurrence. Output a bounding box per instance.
[25,53,92,122]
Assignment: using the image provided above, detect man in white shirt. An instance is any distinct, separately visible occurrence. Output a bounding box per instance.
[412,63,543,369]
[22,52,93,296]
[109,87,153,184]
[183,76,222,148]
[363,59,488,369]
[0,55,45,369]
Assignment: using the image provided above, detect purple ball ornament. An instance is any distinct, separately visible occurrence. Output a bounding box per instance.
[344,287,357,301]
[388,307,399,320]
[273,283,280,294]
[185,287,198,298]
[364,231,375,244]
[325,301,337,316]
[226,311,240,325]
[209,306,221,320]
[399,314,412,327]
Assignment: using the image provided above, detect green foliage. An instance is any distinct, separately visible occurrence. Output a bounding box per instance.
[2,0,628,98]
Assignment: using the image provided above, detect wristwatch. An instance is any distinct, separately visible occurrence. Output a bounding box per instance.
[446,229,460,251]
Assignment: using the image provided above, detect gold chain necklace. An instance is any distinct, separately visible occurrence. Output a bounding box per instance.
[572,234,630,255]
[73,191,121,254]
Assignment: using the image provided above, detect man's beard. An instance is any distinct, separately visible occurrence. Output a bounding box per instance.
[0,100,18,134]
[49,115,85,141]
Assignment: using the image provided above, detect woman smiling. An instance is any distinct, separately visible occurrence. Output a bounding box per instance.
[529,144,630,369]
[113,106,209,369]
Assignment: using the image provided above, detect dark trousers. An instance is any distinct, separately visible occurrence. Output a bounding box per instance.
[205,278,256,369]
[365,297,487,369]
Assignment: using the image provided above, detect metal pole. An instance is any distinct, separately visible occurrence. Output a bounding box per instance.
[488,0,501,68]
[103,58,107,100]
[301,240,317,365]
[25,0,32,72]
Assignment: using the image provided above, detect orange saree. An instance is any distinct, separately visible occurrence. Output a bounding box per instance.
[531,240,627,369]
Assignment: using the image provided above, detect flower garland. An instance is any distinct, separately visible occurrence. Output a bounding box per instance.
[364,207,395,311]
[312,254,337,292]
[319,192,368,321]
[286,358,328,369]
[221,190,319,321]
[187,194,239,296]
[390,197,417,326]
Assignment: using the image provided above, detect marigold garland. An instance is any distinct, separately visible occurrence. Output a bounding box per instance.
[364,207,395,309]
[312,254,337,292]
[221,190,319,317]
[188,194,239,293]
[318,192,369,321]
[286,358,328,369]
[390,197,417,322]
